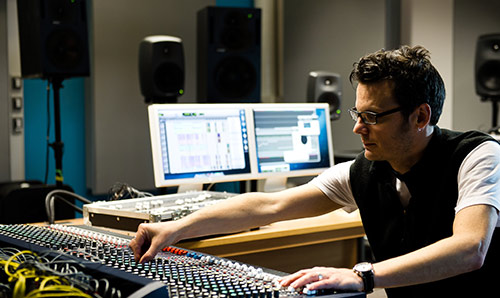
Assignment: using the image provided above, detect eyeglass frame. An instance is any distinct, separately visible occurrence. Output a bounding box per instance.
[348,106,403,125]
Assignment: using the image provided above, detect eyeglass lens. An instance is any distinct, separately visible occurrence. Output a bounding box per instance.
[349,109,376,124]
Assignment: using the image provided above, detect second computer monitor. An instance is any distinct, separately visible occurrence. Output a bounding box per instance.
[251,104,334,190]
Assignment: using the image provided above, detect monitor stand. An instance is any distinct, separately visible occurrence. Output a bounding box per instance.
[177,184,203,193]
[263,177,288,193]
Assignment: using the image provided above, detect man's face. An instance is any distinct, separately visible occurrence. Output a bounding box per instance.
[353,81,416,169]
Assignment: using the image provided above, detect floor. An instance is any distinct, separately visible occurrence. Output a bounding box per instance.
[369,288,388,298]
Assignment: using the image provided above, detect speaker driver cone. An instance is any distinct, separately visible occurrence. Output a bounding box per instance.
[154,63,184,95]
[46,29,84,70]
[478,61,500,92]
[215,56,256,98]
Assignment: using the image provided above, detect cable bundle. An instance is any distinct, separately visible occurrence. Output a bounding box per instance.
[107,182,153,201]
[0,248,121,298]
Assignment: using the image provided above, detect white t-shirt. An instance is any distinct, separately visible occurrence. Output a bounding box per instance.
[310,140,500,227]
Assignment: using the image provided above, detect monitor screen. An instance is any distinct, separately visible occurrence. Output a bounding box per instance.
[148,104,252,189]
[252,104,334,179]
[148,103,334,191]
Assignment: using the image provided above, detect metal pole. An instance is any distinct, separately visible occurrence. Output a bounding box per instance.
[50,77,64,187]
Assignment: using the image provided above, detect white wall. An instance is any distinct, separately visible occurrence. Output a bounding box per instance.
[453,0,500,132]
[0,0,24,182]
[88,0,214,194]
[283,0,386,156]
[401,0,454,129]
[402,0,500,132]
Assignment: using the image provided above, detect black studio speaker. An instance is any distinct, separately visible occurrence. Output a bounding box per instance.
[475,33,500,99]
[17,0,90,79]
[139,36,185,103]
[197,6,261,103]
[307,71,342,120]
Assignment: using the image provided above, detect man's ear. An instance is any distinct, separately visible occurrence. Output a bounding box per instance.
[415,103,431,129]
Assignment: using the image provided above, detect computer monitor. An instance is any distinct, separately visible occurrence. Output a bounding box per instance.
[251,103,334,191]
[148,104,253,191]
[148,103,334,192]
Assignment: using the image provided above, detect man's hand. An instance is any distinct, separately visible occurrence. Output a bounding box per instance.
[129,221,180,263]
[278,266,364,293]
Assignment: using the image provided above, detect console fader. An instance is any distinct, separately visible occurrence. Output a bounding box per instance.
[0,224,365,298]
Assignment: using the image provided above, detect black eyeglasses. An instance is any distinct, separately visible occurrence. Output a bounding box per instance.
[348,106,403,125]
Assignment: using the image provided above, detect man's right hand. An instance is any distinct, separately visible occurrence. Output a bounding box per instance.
[129,221,180,263]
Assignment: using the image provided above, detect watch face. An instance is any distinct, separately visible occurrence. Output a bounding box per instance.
[355,262,373,272]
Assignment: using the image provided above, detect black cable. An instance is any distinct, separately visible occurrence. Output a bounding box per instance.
[108,182,153,201]
[44,81,51,185]
[45,189,92,224]
[50,195,84,219]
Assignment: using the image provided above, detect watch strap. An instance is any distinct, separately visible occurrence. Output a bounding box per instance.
[353,262,374,293]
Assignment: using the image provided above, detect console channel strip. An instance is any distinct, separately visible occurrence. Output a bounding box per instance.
[0,224,365,298]
[83,191,237,231]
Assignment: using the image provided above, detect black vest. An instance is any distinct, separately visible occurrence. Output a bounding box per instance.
[350,127,499,297]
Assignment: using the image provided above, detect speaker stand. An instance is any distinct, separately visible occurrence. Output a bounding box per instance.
[492,99,499,129]
[49,77,65,188]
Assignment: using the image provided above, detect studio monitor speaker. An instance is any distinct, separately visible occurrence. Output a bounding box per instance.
[139,36,185,103]
[17,0,90,78]
[307,71,342,120]
[475,33,500,99]
[197,6,261,103]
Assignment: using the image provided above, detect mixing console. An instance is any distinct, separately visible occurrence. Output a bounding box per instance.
[0,224,365,298]
[83,191,237,231]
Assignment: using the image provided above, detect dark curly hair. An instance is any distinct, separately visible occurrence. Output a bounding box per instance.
[349,45,445,125]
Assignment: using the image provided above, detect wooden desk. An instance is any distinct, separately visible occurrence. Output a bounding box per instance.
[53,209,364,274]
[177,209,364,273]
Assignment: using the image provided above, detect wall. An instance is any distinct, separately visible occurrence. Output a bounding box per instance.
[283,0,386,156]
[453,0,500,132]
[0,0,24,183]
[0,1,9,181]
[401,0,500,132]
[401,0,454,129]
[88,0,215,194]
[23,78,87,196]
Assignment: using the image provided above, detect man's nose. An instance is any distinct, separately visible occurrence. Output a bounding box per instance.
[352,117,368,135]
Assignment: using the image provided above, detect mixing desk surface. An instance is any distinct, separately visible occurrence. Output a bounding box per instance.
[83,191,238,231]
[0,223,365,298]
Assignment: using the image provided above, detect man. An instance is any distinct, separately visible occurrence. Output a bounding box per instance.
[130,45,500,297]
